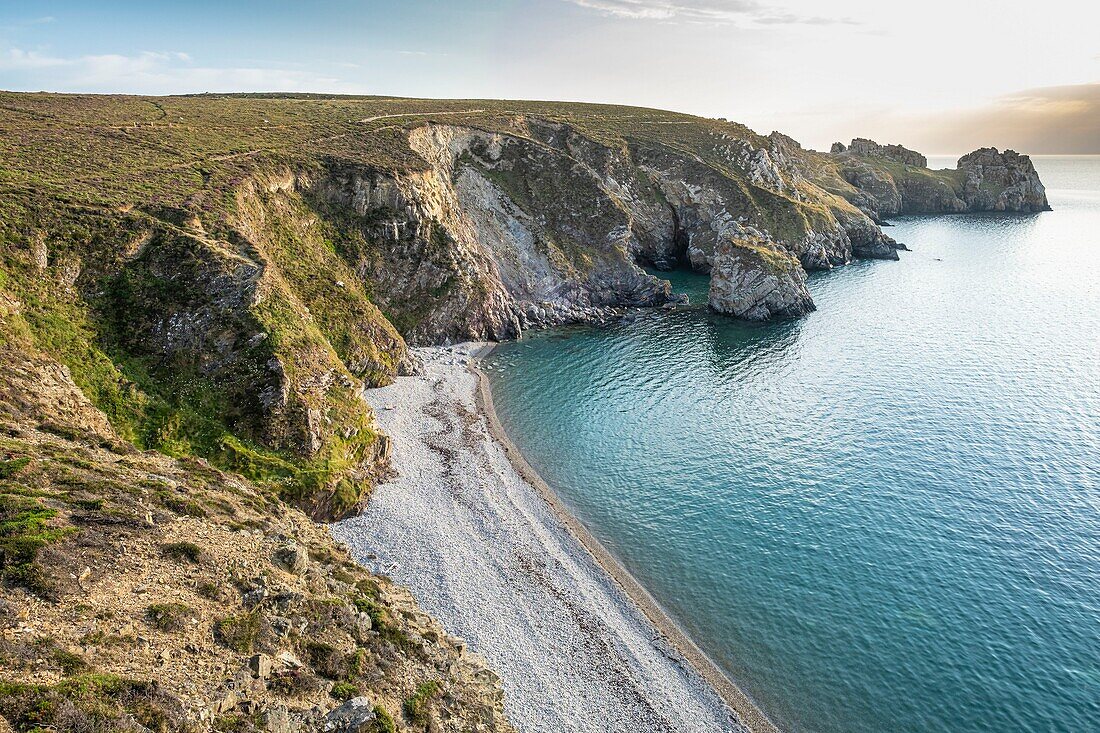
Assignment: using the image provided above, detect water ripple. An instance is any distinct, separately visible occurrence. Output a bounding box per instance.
[485,158,1100,733]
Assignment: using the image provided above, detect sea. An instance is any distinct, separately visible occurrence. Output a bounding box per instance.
[482,156,1100,733]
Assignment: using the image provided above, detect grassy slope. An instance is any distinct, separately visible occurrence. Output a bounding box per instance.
[0,416,508,732]
[0,94,428,517]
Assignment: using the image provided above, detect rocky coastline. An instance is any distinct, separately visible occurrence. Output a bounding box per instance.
[0,93,1053,732]
[826,138,1051,220]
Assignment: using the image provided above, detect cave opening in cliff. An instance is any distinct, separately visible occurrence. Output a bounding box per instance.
[668,206,691,270]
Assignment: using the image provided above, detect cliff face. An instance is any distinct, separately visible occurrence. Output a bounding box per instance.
[314,123,675,344]
[287,118,903,331]
[822,139,1050,219]
[1,185,400,524]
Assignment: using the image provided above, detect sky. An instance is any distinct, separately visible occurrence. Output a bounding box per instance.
[1,0,1098,153]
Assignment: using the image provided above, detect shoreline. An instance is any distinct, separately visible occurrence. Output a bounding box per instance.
[471,343,780,733]
[334,343,765,732]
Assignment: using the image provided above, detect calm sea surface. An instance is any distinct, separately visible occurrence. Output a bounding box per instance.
[483,156,1100,733]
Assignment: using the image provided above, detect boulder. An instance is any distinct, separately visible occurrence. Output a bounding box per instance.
[249,653,272,679]
[213,691,238,715]
[323,697,376,732]
[263,705,300,733]
[275,650,304,670]
[273,543,307,574]
[353,611,373,641]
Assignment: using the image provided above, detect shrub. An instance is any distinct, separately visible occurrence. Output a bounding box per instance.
[331,567,356,584]
[268,669,323,696]
[370,705,397,733]
[403,680,440,726]
[214,611,261,653]
[0,673,184,732]
[45,642,90,675]
[146,602,193,632]
[329,681,357,701]
[196,579,221,599]
[355,577,382,600]
[156,492,207,517]
[0,493,71,595]
[0,457,32,479]
[352,595,385,631]
[212,713,260,732]
[161,541,202,563]
[350,648,369,676]
[303,640,348,680]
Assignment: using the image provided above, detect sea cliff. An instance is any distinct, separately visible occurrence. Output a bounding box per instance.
[824,138,1050,219]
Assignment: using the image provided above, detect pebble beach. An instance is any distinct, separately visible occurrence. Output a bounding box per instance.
[331,344,768,733]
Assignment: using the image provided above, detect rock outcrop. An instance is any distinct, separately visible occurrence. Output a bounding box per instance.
[824,140,1050,219]
[708,231,815,321]
[300,118,902,340]
[835,138,928,168]
[955,148,1050,212]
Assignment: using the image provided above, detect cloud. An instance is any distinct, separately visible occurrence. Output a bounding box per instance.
[0,47,368,95]
[0,48,67,69]
[563,0,856,25]
[957,84,1100,153]
[567,0,757,21]
[0,14,56,33]
[755,13,859,26]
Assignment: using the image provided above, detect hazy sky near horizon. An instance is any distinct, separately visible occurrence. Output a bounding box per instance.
[1,0,1098,153]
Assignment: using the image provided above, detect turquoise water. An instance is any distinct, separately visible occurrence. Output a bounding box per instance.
[483,157,1100,733]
